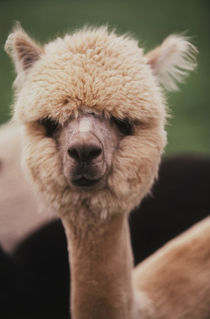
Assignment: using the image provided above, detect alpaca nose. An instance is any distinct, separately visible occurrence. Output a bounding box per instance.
[68,141,102,163]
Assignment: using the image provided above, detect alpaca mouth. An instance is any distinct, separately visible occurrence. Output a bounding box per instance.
[71,176,101,188]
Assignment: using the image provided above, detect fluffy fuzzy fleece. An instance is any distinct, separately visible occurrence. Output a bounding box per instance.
[5,25,197,223]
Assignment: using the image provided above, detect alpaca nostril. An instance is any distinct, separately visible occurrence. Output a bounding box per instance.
[68,144,102,163]
[89,147,102,160]
[68,148,80,161]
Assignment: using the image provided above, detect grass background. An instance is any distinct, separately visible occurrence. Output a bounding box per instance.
[0,0,209,154]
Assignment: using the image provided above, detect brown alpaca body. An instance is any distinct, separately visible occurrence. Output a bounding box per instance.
[134,217,210,318]
[5,25,209,319]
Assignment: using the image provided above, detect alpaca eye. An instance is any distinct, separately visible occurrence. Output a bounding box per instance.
[39,118,60,137]
[112,117,134,136]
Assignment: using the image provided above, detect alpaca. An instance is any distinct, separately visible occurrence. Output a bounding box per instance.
[0,122,55,251]
[133,216,210,318]
[5,25,210,318]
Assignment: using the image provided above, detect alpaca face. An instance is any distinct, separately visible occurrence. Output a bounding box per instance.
[53,110,125,191]
[5,26,196,218]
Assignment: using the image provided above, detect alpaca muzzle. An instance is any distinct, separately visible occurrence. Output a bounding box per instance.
[67,132,105,187]
[56,112,121,190]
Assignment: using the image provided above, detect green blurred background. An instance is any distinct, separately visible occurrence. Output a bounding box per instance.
[0,0,209,154]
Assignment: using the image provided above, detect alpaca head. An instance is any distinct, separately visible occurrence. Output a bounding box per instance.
[5,25,197,221]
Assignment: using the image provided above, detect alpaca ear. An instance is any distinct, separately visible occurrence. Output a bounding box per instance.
[146,35,198,91]
[5,23,43,74]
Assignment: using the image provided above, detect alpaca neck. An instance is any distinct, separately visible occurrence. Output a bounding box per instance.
[62,213,137,319]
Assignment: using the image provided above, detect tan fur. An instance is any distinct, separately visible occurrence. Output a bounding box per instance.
[134,217,210,318]
[5,25,168,221]
[146,34,198,91]
[5,25,204,319]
